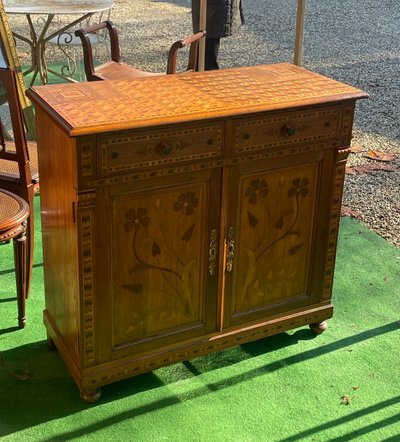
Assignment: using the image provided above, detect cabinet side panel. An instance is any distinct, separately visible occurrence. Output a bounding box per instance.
[36,108,80,365]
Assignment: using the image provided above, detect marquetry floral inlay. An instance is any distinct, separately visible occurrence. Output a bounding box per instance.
[173,191,199,215]
[120,189,201,336]
[245,179,269,204]
[237,173,313,308]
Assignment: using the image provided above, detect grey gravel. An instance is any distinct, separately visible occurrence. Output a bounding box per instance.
[7,0,400,246]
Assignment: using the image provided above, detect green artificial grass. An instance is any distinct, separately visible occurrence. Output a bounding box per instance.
[0,195,399,441]
[22,60,100,86]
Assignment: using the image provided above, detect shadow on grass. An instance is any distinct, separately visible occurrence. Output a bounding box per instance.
[280,396,400,441]
[0,321,398,439]
[0,325,20,335]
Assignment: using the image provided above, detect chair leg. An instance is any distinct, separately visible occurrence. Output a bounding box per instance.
[25,213,34,299]
[13,228,28,328]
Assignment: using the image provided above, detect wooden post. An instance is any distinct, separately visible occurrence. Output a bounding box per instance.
[198,0,206,71]
[294,0,306,66]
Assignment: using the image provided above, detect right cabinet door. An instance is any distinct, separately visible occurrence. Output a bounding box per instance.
[223,149,336,329]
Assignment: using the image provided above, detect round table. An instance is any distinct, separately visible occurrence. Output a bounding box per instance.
[3,0,114,84]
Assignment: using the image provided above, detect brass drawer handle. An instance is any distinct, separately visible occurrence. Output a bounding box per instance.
[283,124,296,137]
[225,226,235,272]
[209,228,218,276]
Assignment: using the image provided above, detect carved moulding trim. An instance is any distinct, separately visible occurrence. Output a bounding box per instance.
[322,149,350,301]
[80,304,333,389]
[78,201,96,365]
[93,141,338,187]
[339,103,355,146]
[77,190,96,208]
[80,143,95,177]
[337,147,351,162]
[0,223,26,241]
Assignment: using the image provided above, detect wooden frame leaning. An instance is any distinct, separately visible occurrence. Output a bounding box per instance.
[0,0,35,139]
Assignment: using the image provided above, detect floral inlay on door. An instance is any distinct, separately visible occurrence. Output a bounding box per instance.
[111,183,210,346]
[232,163,318,316]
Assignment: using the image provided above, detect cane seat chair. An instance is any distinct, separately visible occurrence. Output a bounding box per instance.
[0,189,30,327]
[0,67,39,298]
[75,20,205,81]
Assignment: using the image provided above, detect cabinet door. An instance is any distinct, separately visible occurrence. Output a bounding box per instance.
[98,169,221,357]
[223,150,334,328]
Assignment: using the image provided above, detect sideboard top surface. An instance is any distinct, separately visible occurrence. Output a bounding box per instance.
[27,63,367,136]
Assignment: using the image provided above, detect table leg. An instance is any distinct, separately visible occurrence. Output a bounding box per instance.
[12,12,93,85]
[12,13,54,86]
[44,13,94,83]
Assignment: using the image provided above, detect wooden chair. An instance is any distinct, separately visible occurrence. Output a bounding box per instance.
[0,67,39,298]
[46,5,114,82]
[0,189,30,328]
[75,20,205,81]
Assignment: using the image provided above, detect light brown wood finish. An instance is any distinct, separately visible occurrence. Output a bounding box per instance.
[27,63,367,402]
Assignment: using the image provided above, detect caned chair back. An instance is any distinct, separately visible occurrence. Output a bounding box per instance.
[0,67,39,298]
[0,67,38,193]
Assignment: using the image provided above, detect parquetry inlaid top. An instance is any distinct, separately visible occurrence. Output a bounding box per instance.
[27,63,367,137]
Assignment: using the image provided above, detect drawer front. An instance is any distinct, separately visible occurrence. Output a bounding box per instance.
[99,123,223,175]
[233,107,342,154]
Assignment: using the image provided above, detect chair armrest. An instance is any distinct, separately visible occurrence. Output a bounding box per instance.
[75,20,121,81]
[167,31,206,74]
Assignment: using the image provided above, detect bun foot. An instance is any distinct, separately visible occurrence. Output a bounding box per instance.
[309,321,328,335]
[80,388,102,403]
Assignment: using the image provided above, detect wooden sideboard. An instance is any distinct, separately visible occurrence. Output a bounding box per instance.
[27,63,367,402]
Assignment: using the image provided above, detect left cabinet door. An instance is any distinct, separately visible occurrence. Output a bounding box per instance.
[97,169,222,358]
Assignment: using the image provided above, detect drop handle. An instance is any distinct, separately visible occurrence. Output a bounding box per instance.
[283,124,296,137]
[208,228,218,276]
[225,226,235,272]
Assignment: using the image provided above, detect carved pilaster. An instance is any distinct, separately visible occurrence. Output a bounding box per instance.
[77,138,96,189]
[77,191,96,365]
[322,149,350,300]
[339,103,356,147]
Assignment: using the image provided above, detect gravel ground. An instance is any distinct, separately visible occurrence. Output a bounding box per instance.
[7,0,400,246]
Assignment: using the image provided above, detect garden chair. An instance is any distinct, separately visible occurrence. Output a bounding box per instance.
[75,20,205,81]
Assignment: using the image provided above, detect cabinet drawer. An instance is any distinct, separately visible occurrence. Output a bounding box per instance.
[233,107,342,154]
[99,123,223,174]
